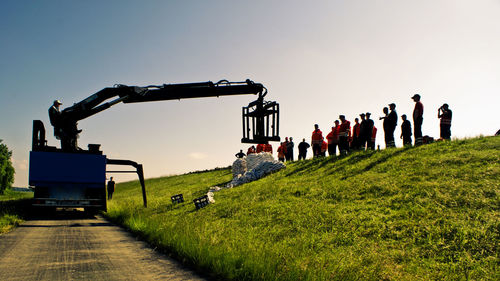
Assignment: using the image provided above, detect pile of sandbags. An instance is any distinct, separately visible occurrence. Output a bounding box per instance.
[230,160,285,186]
[207,152,286,203]
[246,152,275,171]
[231,152,285,187]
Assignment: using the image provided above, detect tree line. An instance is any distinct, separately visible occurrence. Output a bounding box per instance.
[0,140,15,194]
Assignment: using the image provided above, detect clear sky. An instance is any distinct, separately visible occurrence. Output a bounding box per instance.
[1,0,499,187]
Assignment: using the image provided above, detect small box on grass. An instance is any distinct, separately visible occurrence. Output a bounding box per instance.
[193,195,210,209]
[171,194,184,204]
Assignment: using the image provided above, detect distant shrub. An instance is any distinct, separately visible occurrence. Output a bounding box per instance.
[0,140,15,194]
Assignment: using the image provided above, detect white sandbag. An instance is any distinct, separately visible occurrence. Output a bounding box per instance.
[207,191,215,203]
[232,158,247,177]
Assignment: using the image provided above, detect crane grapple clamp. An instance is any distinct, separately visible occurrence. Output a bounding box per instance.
[241,98,280,144]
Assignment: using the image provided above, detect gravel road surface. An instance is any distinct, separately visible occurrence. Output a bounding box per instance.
[0,211,206,281]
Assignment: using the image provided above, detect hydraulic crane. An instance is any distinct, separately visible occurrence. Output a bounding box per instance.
[29,79,280,212]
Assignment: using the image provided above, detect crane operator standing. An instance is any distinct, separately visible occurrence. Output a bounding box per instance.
[48,99,75,151]
[48,99,81,151]
[48,100,63,140]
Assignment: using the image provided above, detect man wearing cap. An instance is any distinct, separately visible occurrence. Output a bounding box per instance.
[412,94,424,145]
[48,100,63,139]
[438,103,452,140]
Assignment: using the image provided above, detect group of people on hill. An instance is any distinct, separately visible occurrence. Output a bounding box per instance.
[276,137,295,162]
[237,94,452,160]
[235,143,273,158]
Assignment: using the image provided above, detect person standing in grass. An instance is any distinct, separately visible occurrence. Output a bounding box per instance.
[387,103,398,147]
[400,114,412,146]
[107,177,115,200]
[321,140,328,157]
[311,124,323,158]
[412,94,424,145]
[283,137,289,161]
[235,149,246,158]
[277,142,286,162]
[359,113,367,150]
[381,104,398,148]
[365,112,375,150]
[351,117,361,150]
[286,137,294,161]
[326,122,339,157]
[338,115,351,155]
[438,103,452,140]
[298,138,310,160]
[380,107,390,146]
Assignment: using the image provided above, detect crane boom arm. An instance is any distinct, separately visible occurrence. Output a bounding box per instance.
[53,78,277,151]
[61,79,265,122]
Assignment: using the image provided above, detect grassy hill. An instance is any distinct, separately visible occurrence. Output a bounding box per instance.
[105,137,499,281]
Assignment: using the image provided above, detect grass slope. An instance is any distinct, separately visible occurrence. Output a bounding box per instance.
[105,137,499,280]
[0,189,33,234]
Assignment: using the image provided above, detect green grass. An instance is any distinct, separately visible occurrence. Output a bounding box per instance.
[0,189,33,234]
[104,136,500,280]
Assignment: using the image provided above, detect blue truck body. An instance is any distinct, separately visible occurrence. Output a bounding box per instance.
[29,151,107,211]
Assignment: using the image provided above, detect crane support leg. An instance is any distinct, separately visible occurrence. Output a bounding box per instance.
[106,159,147,207]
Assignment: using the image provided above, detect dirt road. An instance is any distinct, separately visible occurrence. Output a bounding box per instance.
[0,211,206,281]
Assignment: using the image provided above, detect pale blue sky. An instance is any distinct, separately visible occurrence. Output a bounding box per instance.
[1,0,499,186]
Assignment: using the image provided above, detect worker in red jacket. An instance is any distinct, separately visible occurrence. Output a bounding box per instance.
[370,126,377,150]
[247,145,256,155]
[326,126,336,157]
[351,117,360,150]
[311,124,323,158]
[326,121,340,157]
[256,143,265,153]
[264,143,273,155]
[321,140,327,157]
[338,115,351,155]
[277,142,286,162]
